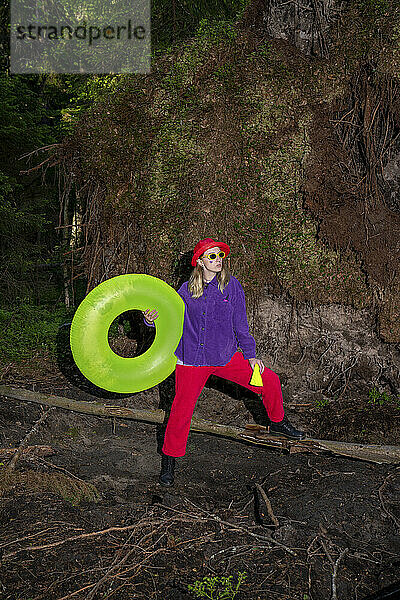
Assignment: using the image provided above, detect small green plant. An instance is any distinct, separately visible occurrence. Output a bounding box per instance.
[65,426,80,440]
[188,571,247,599]
[315,397,330,409]
[368,387,399,408]
[369,386,382,405]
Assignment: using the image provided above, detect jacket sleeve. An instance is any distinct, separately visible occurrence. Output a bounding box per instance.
[232,279,256,360]
[143,316,155,328]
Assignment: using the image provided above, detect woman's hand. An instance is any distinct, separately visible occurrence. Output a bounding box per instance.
[143,308,159,324]
[249,357,265,374]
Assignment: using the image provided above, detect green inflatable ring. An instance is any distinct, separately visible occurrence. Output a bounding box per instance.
[70,274,185,393]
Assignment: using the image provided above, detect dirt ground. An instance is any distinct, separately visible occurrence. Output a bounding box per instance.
[0,350,399,600]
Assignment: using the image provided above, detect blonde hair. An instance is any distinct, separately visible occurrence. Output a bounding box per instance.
[188,254,231,298]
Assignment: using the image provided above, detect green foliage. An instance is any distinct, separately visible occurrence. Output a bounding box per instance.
[315,397,330,409]
[0,75,56,156]
[0,2,253,308]
[152,0,249,54]
[0,74,63,304]
[368,387,400,409]
[356,0,391,19]
[0,302,72,362]
[352,0,399,65]
[188,572,247,599]
[56,74,128,134]
[196,18,238,43]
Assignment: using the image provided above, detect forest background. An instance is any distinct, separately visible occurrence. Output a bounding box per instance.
[0,0,251,364]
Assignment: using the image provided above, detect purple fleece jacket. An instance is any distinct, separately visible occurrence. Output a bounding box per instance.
[144,275,256,367]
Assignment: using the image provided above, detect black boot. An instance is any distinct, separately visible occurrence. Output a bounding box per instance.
[159,454,176,486]
[269,417,306,440]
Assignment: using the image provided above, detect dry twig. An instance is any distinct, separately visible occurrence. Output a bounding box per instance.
[378,469,400,533]
[7,407,56,470]
[3,520,162,559]
[85,528,165,600]
[320,539,349,600]
[331,548,348,600]
[171,498,296,556]
[254,482,279,527]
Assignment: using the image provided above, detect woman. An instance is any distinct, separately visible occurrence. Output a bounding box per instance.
[143,238,305,486]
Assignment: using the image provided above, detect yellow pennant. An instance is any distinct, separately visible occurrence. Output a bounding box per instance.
[249,362,263,387]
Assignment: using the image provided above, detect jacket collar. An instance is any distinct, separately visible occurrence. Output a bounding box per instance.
[204,276,217,286]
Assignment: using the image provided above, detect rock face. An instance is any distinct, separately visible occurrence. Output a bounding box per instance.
[262,0,346,58]
[254,294,400,402]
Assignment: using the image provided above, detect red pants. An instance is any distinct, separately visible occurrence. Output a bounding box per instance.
[162,351,285,457]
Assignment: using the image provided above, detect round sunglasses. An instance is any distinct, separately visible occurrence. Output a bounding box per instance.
[203,251,226,261]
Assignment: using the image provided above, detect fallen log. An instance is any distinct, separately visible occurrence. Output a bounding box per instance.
[1,384,399,465]
[0,445,54,460]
